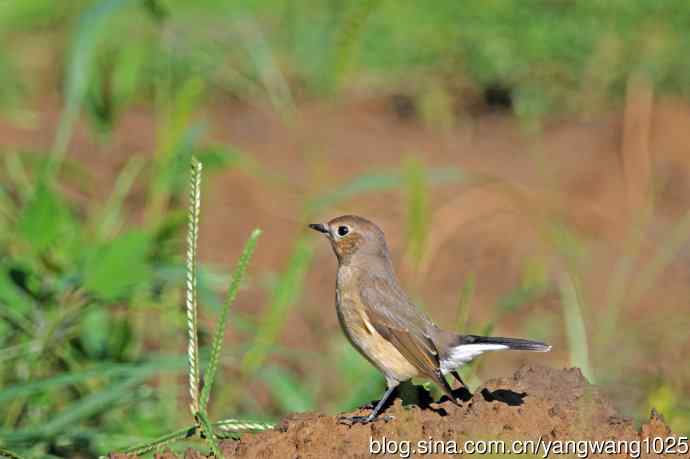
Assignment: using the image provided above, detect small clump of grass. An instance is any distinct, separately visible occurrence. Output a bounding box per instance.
[120,157,271,457]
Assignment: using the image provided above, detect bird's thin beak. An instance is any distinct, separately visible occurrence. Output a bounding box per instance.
[309,223,329,234]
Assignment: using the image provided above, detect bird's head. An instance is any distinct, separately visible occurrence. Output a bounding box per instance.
[309,215,389,265]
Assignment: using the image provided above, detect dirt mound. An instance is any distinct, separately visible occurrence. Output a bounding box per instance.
[113,366,680,458]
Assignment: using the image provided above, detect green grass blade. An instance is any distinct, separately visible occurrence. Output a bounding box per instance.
[306,171,400,213]
[241,237,314,377]
[3,375,145,441]
[51,0,136,175]
[306,167,463,213]
[240,19,295,118]
[3,153,33,201]
[404,156,429,267]
[0,341,42,364]
[455,273,475,333]
[629,210,690,305]
[214,418,274,433]
[258,365,314,413]
[116,416,272,456]
[0,448,25,459]
[331,0,383,88]
[196,410,221,458]
[598,213,647,347]
[199,228,261,412]
[0,304,34,336]
[95,156,146,240]
[185,157,202,416]
[0,356,185,403]
[119,425,198,456]
[559,273,594,383]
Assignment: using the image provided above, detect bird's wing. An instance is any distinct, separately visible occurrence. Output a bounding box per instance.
[359,274,443,383]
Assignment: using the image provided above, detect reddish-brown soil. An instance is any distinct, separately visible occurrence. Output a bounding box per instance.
[111,365,679,458]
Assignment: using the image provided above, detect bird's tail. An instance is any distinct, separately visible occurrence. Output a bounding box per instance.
[438,334,551,374]
[467,335,551,352]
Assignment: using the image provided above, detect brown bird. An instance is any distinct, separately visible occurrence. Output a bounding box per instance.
[309,215,551,424]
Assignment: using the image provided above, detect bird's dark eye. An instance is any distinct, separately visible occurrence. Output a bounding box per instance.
[337,226,349,237]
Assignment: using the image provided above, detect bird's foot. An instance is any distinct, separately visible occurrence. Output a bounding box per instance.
[338,414,394,426]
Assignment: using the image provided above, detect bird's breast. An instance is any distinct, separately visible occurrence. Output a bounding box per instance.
[335,266,419,382]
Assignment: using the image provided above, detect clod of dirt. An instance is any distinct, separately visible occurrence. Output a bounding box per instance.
[112,366,678,459]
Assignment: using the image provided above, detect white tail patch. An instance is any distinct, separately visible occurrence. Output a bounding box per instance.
[440,343,508,374]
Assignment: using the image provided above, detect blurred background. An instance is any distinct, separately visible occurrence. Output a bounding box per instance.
[2,0,690,457]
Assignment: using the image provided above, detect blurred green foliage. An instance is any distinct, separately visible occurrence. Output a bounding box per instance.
[4,0,690,125]
[2,0,690,457]
[0,154,189,456]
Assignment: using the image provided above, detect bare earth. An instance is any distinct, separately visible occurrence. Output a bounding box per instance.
[111,365,678,458]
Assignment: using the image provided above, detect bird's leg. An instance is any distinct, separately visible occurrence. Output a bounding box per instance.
[450,370,467,390]
[450,370,474,400]
[339,385,397,425]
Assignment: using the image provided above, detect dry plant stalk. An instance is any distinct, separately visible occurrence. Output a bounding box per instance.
[621,73,654,224]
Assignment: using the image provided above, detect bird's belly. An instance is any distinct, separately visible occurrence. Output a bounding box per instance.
[336,297,418,383]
